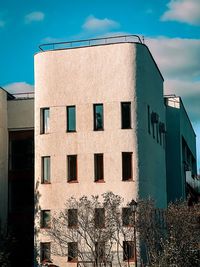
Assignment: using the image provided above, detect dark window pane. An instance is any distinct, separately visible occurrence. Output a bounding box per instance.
[123,241,134,261]
[67,106,76,132]
[95,242,105,262]
[94,154,104,181]
[41,242,51,262]
[121,102,131,129]
[68,155,77,181]
[68,242,78,262]
[41,210,51,228]
[68,209,78,227]
[94,208,105,228]
[94,104,103,130]
[41,108,49,134]
[122,207,132,226]
[42,157,50,183]
[122,152,132,180]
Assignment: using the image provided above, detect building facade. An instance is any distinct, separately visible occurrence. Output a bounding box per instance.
[34,38,168,266]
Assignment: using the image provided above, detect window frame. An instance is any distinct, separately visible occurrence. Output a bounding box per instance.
[123,241,135,261]
[68,208,78,228]
[93,104,104,131]
[122,152,133,181]
[94,153,104,182]
[94,208,105,228]
[40,242,51,263]
[67,155,78,182]
[121,102,132,129]
[41,210,51,229]
[67,105,76,132]
[68,242,78,262]
[40,108,50,134]
[41,156,51,184]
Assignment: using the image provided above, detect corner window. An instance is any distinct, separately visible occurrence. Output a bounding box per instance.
[122,152,132,181]
[94,104,103,131]
[41,210,51,228]
[68,209,78,228]
[40,242,51,263]
[123,241,135,261]
[94,154,104,181]
[68,242,78,262]
[42,156,50,183]
[121,102,131,129]
[122,207,132,226]
[67,155,77,182]
[67,106,76,132]
[41,108,50,134]
[94,208,105,228]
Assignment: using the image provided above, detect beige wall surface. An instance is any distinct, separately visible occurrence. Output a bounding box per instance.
[7,98,34,130]
[0,90,8,231]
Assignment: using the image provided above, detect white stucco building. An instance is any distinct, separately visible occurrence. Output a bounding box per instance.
[34,36,168,266]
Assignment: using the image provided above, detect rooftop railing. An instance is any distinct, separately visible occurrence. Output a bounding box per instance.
[11,92,34,99]
[39,34,143,52]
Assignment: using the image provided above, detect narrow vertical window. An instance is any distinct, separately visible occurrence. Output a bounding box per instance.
[68,242,78,262]
[95,242,105,262]
[67,155,77,182]
[122,207,132,226]
[121,102,131,129]
[68,209,78,228]
[94,154,104,181]
[41,108,50,134]
[123,241,135,261]
[40,242,51,262]
[122,152,132,181]
[41,210,51,228]
[148,105,151,134]
[42,156,50,183]
[94,208,105,228]
[67,106,76,132]
[93,104,103,131]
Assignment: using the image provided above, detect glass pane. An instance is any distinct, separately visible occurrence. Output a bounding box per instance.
[67,106,76,132]
[94,104,103,130]
[121,102,131,129]
[122,153,132,180]
[68,155,77,181]
[94,154,104,181]
[68,209,78,227]
[42,210,51,228]
[43,157,50,183]
[43,108,50,133]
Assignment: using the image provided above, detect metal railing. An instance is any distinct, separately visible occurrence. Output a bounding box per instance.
[39,34,143,52]
[11,91,34,99]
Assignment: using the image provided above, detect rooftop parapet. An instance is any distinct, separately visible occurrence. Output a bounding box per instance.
[39,34,143,52]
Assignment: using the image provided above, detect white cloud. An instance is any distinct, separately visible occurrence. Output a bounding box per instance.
[25,11,45,24]
[4,82,34,94]
[146,36,200,122]
[0,20,5,28]
[82,15,120,32]
[161,0,200,25]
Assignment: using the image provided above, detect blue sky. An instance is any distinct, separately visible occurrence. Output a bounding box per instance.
[0,0,200,168]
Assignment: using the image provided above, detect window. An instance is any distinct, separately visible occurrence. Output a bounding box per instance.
[122,152,132,181]
[68,209,78,228]
[67,155,77,182]
[122,207,132,226]
[94,154,104,181]
[68,242,78,262]
[67,106,76,132]
[94,208,105,228]
[121,102,131,129]
[95,242,105,262]
[40,242,51,262]
[123,241,135,261]
[41,210,51,228]
[94,104,103,130]
[41,108,50,134]
[42,156,50,183]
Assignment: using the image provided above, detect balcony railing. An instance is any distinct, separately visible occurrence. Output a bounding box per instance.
[39,34,143,52]
[186,171,200,194]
